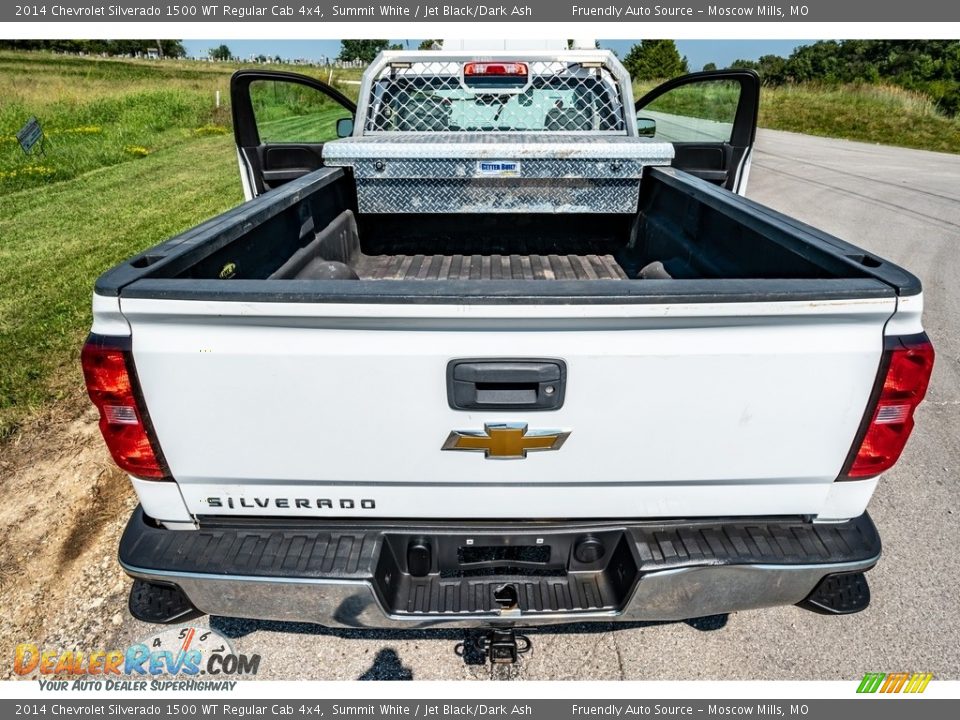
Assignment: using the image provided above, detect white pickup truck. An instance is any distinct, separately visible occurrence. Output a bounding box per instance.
[84,50,934,654]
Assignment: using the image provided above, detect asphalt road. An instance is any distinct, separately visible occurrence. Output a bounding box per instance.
[116,129,960,681]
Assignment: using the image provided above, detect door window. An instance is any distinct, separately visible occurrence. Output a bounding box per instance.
[249,79,354,143]
[637,79,741,143]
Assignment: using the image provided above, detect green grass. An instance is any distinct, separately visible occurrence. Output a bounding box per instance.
[0,51,365,437]
[0,51,361,193]
[258,108,354,143]
[0,134,243,438]
[635,79,960,154]
[0,52,227,192]
[757,83,960,154]
[250,79,354,142]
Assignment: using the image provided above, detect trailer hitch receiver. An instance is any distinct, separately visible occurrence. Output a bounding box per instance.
[458,629,532,665]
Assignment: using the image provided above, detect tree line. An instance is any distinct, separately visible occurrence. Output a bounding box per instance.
[5,39,957,117]
[339,39,960,117]
[620,39,960,117]
[726,40,960,116]
[0,40,186,58]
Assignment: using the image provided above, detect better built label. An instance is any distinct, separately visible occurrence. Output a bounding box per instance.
[476,160,521,177]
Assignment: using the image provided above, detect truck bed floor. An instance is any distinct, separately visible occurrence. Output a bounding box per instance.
[353,253,628,280]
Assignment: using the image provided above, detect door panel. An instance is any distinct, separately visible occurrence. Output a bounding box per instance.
[671,145,728,183]
[635,70,759,194]
[231,70,356,198]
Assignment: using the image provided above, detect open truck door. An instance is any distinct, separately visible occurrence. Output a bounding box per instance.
[231,70,357,200]
[635,70,760,194]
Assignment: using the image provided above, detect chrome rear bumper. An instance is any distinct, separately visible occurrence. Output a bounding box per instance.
[119,508,880,627]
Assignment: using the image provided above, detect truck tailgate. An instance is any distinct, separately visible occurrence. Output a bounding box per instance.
[120,294,896,519]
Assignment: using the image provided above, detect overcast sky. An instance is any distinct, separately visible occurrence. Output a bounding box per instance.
[181,39,816,70]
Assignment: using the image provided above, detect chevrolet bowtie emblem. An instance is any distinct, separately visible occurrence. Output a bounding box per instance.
[442,423,570,459]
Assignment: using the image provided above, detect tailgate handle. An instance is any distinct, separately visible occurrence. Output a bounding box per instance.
[447,359,566,411]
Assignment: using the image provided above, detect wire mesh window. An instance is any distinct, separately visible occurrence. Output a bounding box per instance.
[364,61,627,133]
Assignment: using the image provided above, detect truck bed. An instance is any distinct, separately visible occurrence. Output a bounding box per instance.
[96,165,919,304]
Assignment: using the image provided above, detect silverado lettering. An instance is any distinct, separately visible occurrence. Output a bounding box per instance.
[206,497,376,510]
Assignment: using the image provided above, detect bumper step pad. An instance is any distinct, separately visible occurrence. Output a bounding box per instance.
[799,571,872,615]
[128,578,203,624]
[120,511,880,619]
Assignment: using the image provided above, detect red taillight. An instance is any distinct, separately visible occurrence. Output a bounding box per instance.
[463,62,528,77]
[842,333,935,479]
[81,334,169,479]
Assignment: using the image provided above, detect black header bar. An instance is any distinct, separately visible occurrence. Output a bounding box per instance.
[5,1,960,23]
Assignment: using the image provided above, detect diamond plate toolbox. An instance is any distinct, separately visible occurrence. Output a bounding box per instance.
[322,134,675,214]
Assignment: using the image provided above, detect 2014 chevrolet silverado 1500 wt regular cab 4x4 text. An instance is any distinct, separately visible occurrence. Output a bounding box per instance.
[83,50,934,655]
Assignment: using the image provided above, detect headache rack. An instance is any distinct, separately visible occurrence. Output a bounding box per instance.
[358,51,632,134]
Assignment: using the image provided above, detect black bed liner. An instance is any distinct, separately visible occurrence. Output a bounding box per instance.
[262,203,630,282]
[354,253,628,281]
[94,166,921,304]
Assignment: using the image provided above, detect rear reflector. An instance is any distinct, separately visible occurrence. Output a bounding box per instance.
[841,333,935,479]
[463,62,528,77]
[81,334,170,479]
